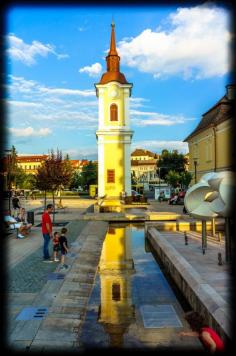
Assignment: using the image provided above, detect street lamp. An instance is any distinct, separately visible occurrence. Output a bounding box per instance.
[194,160,197,184]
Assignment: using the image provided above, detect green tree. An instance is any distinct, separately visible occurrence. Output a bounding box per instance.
[179,171,192,189]
[5,145,18,190]
[80,161,98,190]
[165,170,181,188]
[157,149,187,179]
[131,171,137,185]
[70,170,83,190]
[15,167,28,188]
[35,149,73,217]
[35,160,52,209]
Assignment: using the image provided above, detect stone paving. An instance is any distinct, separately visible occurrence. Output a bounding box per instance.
[147,227,232,343]
[3,197,233,351]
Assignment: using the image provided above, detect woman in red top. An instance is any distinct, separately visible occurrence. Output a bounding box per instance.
[180,311,225,353]
[200,326,225,352]
[41,204,53,261]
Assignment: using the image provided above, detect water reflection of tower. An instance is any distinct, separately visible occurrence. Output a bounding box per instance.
[98,225,135,347]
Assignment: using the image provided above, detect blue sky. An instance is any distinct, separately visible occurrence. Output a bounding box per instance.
[4,2,232,159]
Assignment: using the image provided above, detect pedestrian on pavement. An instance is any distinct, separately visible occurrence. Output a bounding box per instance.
[41,204,54,262]
[179,311,225,353]
[59,227,69,270]
[12,194,21,218]
[52,231,60,262]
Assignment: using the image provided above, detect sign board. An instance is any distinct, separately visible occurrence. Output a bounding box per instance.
[154,186,171,200]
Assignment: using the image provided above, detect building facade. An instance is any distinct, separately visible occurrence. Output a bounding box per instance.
[184,84,235,184]
[131,149,159,184]
[95,22,133,199]
[16,155,91,175]
[17,155,49,175]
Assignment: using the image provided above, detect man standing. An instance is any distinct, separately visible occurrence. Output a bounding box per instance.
[41,204,54,262]
[12,193,21,218]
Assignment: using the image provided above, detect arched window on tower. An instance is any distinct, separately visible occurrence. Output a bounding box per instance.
[110,104,118,121]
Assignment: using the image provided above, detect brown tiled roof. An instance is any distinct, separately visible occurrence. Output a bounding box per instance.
[184,95,233,141]
[17,155,48,162]
[131,159,157,166]
[131,149,156,157]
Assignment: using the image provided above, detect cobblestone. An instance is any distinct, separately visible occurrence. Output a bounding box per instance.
[8,221,87,293]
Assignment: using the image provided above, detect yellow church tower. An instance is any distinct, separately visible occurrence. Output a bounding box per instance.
[95,22,133,207]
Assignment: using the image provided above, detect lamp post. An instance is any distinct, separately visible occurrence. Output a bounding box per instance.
[194,160,197,184]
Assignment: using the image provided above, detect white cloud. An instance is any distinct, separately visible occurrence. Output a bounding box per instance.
[118,4,230,79]
[38,87,95,97]
[7,100,43,108]
[131,109,195,126]
[8,75,95,97]
[9,127,52,137]
[6,34,69,65]
[132,140,188,153]
[130,97,150,108]
[6,75,98,133]
[79,62,102,77]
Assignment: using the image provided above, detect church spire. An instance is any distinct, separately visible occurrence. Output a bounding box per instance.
[106,21,120,72]
[109,20,118,56]
[97,22,129,85]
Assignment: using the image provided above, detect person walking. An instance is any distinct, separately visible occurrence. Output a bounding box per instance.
[52,231,60,262]
[59,227,69,270]
[41,204,54,262]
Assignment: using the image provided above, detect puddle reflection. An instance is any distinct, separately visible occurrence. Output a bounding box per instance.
[79,224,203,350]
[98,225,135,347]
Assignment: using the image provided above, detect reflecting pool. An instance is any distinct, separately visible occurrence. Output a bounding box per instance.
[78,224,203,350]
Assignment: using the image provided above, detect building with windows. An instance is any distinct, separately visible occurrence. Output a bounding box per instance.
[17,155,48,175]
[95,22,133,201]
[184,84,235,184]
[131,149,159,184]
[16,155,91,175]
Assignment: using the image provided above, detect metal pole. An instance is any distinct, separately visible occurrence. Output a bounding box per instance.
[202,220,207,254]
[194,160,197,184]
[212,217,215,237]
[225,217,231,263]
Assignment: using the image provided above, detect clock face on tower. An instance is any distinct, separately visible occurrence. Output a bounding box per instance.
[110,89,118,98]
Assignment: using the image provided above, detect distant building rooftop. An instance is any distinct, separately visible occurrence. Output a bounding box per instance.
[131,148,158,158]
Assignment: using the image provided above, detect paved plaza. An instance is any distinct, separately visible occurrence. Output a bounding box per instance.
[3,197,233,351]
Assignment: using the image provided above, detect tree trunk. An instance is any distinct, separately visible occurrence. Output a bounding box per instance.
[52,190,55,223]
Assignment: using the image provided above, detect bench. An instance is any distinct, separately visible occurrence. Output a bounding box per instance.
[4,221,19,238]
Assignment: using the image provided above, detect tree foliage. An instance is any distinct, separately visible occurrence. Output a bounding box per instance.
[157,149,188,179]
[179,171,192,189]
[35,149,73,210]
[80,161,98,190]
[165,170,181,188]
[5,145,18,189]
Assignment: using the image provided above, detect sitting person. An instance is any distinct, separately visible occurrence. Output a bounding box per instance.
[169,194,178,205]
[16,208,32,234]
[4,210,26,238]
[179,311,225,353]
